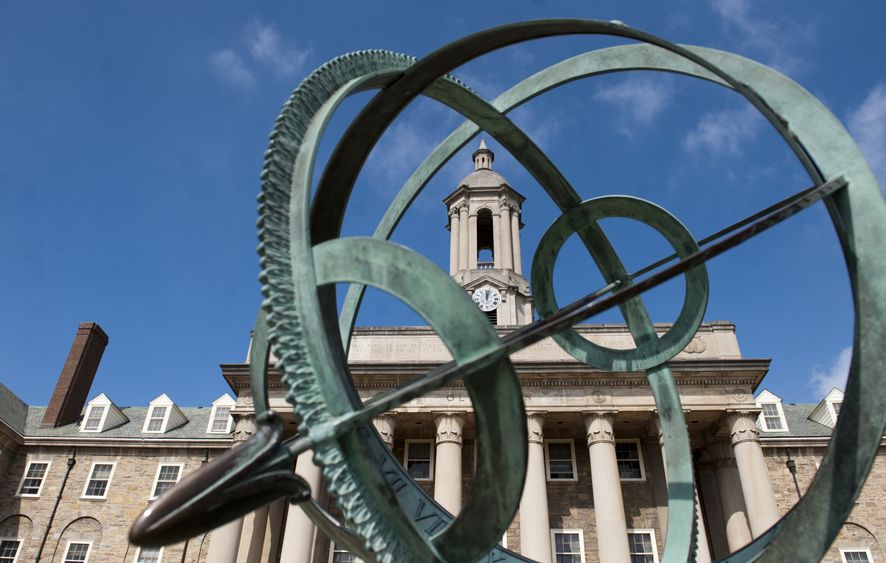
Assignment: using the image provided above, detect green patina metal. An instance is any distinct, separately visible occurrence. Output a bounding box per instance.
[129,19,886,563]
[531,196,709,373]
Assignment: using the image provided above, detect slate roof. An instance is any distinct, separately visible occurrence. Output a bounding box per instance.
[19,406,230,440]
[0,382,29,435]
[759,403,834,438]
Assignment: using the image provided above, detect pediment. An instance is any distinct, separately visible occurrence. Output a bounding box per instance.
[462,276,509,291]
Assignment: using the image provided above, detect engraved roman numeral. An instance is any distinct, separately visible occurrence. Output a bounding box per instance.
[414,499,446,534]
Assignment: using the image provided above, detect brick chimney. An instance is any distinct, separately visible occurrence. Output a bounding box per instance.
[42,322,109,428]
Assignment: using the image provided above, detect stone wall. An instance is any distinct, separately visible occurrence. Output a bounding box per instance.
[382,428,664,563]
[0,446,219,562]
[763,445,886,563]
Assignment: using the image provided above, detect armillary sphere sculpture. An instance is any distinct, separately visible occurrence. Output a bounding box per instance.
[130,19,886,563]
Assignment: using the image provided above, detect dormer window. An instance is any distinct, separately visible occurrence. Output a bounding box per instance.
[809,388,844,429]
[145,406,168,433]
[760,403,784,430]
[209,406,231,433]
[82,405,106,432]
[143,394,188,434]
[755,390,788,432]
[207,394,235,434]
[79,393,126,433]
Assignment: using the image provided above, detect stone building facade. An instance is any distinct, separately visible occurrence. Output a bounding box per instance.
[208,143,884,563]
[0,323,234,563]
[2,143,882,563]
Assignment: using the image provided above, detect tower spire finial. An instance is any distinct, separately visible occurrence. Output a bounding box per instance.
[472,139,494,171]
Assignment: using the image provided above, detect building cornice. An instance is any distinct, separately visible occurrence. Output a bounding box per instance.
[21,436,233,449]
[759,436,886,448]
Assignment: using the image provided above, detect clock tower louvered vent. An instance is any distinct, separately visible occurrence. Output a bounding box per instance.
[444,140,533,326]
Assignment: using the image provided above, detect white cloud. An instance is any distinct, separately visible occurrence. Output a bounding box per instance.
[847,83,886,191]
[683,105,762,156]
[595,76,675,125]
[365,120,437,190]
[509,105,561,150]
[810,346,852,397]
[245,19,311,80]
[209,49,255,88]
[710,0,806,74]
[455,70,504,101]
[509,46,536,68]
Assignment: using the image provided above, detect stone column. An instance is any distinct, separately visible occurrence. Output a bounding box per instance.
[449,210,459,275]
[236,505,269,563]
[373,413,396,449]
[458,206,469,272]
[584,412,631,563]
[724,412,780,537]
[697,464,729,558]
[468,214,478,270]
[519,413,552,563]
[207,412,248,563]
[654,418,712,563]
[492,211,502,269]
[279,451,324,562]
[708,442,752,553]
[511,211,522,275]
[433,413,465,515]
[260,497,287,563]
[208,519,245,563]
[499,203,514,270]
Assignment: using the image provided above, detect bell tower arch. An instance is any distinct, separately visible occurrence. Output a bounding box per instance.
[443,140,533,325]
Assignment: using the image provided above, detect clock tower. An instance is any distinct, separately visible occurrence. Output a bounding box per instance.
[444,140,533,326]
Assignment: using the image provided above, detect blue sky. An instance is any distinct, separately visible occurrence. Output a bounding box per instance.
[2,1,885,409]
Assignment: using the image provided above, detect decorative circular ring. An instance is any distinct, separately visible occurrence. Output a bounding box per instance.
[531,196,709,372]
[128,19,886,563]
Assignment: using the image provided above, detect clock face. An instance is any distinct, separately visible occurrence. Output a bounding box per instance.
[472,286,501,312]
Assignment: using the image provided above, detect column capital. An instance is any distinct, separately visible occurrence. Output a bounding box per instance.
[583,411,617,446]
[373,413,397,449]
[232,413,256,445]
[724,411,760,446]
[434,413,465,446]
[526,412,546,445]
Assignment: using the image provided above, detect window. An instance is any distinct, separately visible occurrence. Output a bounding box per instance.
[830,400,843,423]
[550,530,585,563]
[151,464,182,498]
[615,440,646,481]
[0,539,21,563]
[63,541,91,563]
[82,405,106,432]
[328,542,360,563]
[145,406,168,433]
[82,463,115,498]
[18,461,50,496]
[134,546,163,563]
[760,403,785,431]
[208,405,232,433]
[628,530,659,563]
[841,549,872,563]
[545,440,576,481]
[403,440,433,481]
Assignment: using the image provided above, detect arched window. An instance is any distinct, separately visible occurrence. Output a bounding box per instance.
[476,209,494,268]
